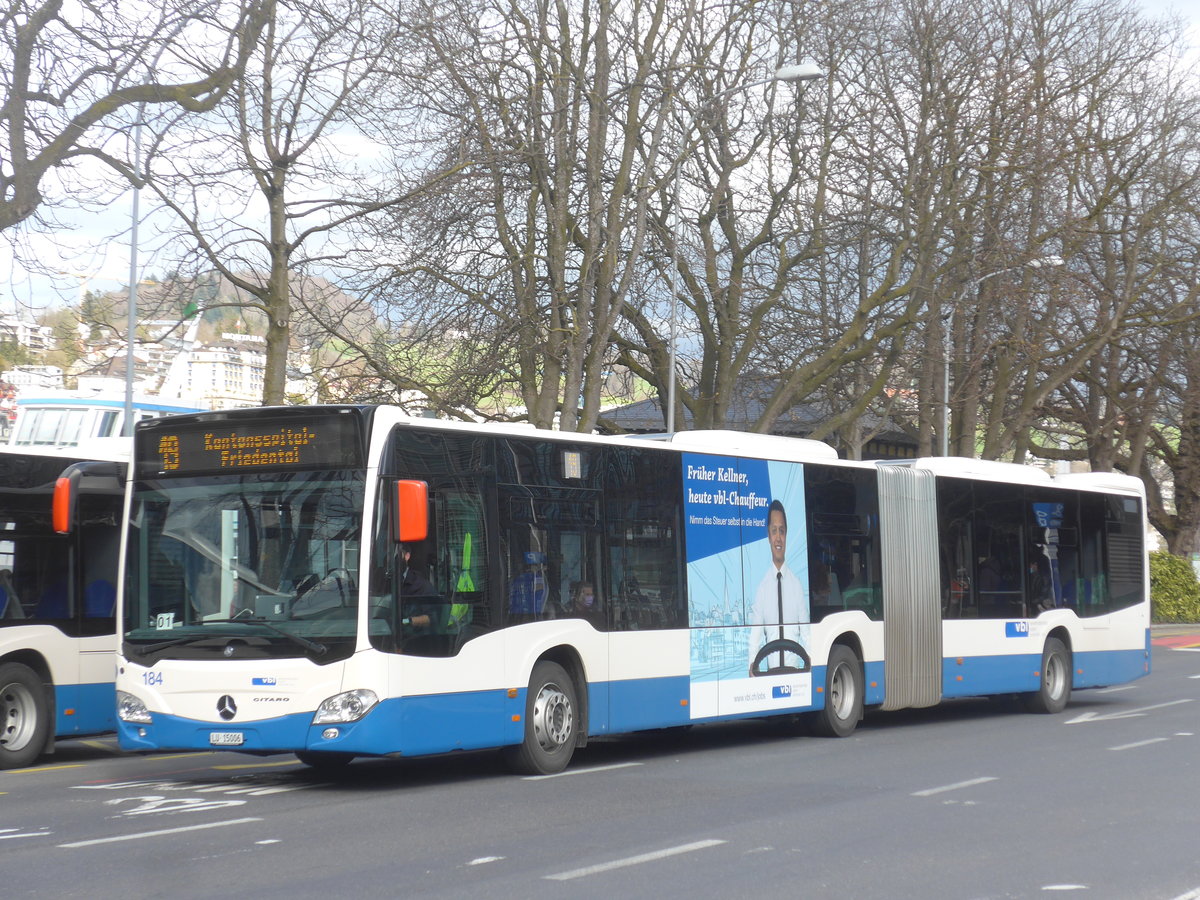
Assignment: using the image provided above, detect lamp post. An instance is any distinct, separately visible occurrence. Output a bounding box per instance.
[665,61,824,433]
[122,8,214,436]
[123,113,145,437]
[940,255,1065,456]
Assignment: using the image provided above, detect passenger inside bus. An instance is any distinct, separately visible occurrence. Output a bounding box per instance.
[809,561,842,611]
[568,580,601,624]
[399,542,439,630]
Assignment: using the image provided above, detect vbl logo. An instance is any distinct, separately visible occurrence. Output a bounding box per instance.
[771,685,793,699]
[252,676,278,686]
[1005,621,1030,637]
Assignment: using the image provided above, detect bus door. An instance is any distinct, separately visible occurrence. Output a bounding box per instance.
[74,511,120,733]
[55,469,122,735]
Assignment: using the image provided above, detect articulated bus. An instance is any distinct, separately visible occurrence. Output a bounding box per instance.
[114,406,1149,774]
[0,445,126,768]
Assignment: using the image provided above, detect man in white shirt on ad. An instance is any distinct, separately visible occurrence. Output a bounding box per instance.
[747,499,809,676]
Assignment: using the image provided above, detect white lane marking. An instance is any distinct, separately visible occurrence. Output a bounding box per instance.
[469,856,504,866]
[1065,699,1193,724]
[1042,885,1088,891]
[1169,888,1200,900]
[1095,685,1136,694]
[1,828,52,841]
[544,839,727,880]
[912,777,998,797]
[58,817,263,848]
[1189,674,1200,679]
[523,762,643,781]
[1109,738,1170,751]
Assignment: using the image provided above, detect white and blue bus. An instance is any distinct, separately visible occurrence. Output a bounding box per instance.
[0,445,126,768]
[114,406,1149,773]
[7,389,202,449]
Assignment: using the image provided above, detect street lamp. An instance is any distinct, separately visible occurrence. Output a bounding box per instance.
[665,61,825,433]
[122,7,215,435]
[940,255,1065,456]
[124,113,145,437]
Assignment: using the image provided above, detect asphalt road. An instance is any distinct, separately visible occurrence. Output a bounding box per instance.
[3,635,1199,900]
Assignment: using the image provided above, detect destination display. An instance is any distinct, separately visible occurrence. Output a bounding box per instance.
[139,415,364,475]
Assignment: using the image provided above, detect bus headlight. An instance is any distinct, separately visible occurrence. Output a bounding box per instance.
[117,691,153,724]
[312,689,379,724]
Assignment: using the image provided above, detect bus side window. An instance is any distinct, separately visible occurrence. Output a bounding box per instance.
[604,449,684,632]
[805,465,882,622]
[972,484,1025,617]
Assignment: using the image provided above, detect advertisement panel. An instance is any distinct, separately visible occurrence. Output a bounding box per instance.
[683,453,812,718]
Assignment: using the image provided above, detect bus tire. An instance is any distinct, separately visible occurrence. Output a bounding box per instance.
[1023,637,1072,714]
[505,660,577,776]
[811,644,863,738]
[0,662,50,770]
[295,750,355,770]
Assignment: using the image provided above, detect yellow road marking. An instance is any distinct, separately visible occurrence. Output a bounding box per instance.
[212,759,300,770]
[146,752,216,761]
[12,764,87,774]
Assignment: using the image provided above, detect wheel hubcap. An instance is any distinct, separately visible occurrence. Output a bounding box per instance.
[1,681,37,752]
[829,664,853,719]
[531,682,572,752]
[1046,654,1066,699]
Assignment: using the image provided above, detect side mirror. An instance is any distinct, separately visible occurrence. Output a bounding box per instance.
[53,468,83,534]
[53,461,127,535]
[395,480,428,543]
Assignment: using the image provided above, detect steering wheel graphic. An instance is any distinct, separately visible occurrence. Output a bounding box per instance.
[749,639,812,677]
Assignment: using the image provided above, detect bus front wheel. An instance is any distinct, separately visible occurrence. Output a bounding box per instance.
[811,645,863,738]
[0,662,50,770]
[1024,637,1072,714]
[506,660,577,776]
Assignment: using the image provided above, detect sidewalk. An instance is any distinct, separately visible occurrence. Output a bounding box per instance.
[1151,623,1200,648]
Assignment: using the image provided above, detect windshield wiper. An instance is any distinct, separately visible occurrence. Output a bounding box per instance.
[129,635,213,655]
[204,617,327,656]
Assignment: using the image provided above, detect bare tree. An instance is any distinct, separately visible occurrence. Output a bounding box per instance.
[1,0,270,233]
[136,0,428,404]
[350,0,690,431]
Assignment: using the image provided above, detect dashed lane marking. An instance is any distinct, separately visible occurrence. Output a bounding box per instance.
[58,817,263,848]
[912,777,998,797]
[1109,737,1170,751]
[545,839,727,881]
[524,762,643,781]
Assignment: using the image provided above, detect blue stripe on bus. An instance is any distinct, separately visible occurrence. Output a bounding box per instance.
[115,647,1147,757]
[940,646,1147,697]
[117,688,519,757]
[864,660,885,705]
[54,681,116,736]
[605,676,692,732]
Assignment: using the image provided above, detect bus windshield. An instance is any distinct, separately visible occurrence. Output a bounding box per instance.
[123,469,365,662]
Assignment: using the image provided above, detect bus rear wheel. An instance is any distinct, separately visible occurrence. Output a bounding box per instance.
[811,645,863,738]
[505,660,577,775]
[0,662,50,770]
[1024,637,1072,714]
